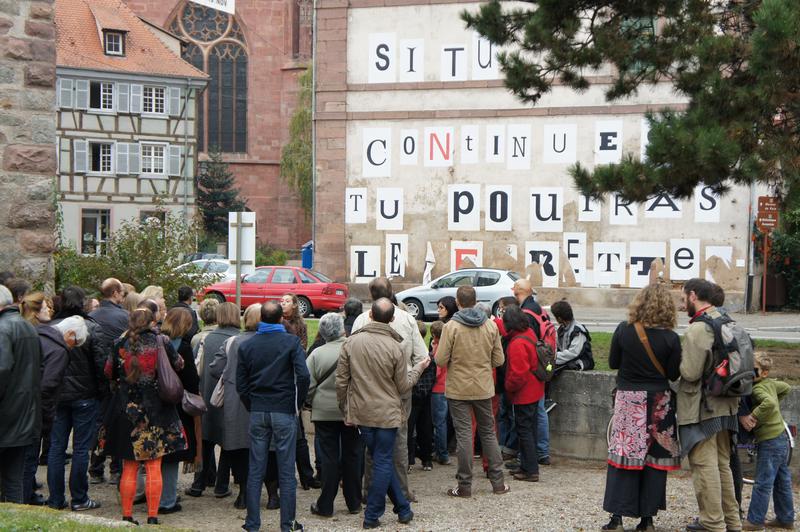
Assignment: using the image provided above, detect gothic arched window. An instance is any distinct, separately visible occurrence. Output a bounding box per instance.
[170,4,248,153]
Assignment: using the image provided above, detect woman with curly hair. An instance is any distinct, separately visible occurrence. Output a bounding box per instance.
[103,308,187,525]
[601,283,682,532]
[280,294,308,350]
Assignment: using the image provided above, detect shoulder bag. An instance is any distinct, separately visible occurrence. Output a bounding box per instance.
[633,322,666,377]
[210,336,236,408]
[157,335,184,404]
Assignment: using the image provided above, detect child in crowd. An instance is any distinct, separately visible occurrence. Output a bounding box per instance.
[741,354,795,531]
[429,321,450,465]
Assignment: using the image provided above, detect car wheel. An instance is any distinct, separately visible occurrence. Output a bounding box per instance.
[206,292,225,303]
[403,298,423,320]
[297,296,313,318]
[492,301,500,317]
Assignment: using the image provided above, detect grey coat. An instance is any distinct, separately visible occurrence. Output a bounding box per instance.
[208,331,254,450]
[199,326,240,444]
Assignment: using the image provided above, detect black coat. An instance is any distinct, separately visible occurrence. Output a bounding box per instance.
[37,324,70,432]
[172,302,199,342]
[163,337,200,463]
[51,311,107,402]
[89,300,128,361]
[0,307,42,447]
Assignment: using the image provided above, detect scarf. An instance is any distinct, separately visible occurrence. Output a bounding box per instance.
[257,322,286,335]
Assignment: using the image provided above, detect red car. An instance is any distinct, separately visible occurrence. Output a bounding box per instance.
[198,266,348,318]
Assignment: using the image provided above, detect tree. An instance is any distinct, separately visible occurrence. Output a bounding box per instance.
[55,210,219,304]
[280,67,313,220]
[196,148,247,238]
[463,0,800,205]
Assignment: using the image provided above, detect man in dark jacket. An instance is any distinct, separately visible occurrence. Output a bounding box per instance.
[237,301,309,532]
[0,285,42,504]
[172,286,199,341]
[87,278,128,484]
[47,286,104,512]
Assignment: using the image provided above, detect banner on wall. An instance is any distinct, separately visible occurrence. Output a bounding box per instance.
[190,0,234,14]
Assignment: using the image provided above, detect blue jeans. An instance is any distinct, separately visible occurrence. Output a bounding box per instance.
[537,400,550,459]
[498,393,518,454]
[245,412,297,532]
[360,426,411,524]
[160,461,179,509]
[47,399,98,507]
[431,393,449,460]
[747,433,795,525]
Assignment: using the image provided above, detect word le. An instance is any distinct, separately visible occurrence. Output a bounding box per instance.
[368,32,500,84]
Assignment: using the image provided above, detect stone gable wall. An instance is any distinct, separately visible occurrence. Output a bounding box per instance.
[0,0,56,278]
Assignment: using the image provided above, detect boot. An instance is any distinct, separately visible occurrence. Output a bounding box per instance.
[602,514,624,531]
[266,480,280,510]
[636,516,655,532]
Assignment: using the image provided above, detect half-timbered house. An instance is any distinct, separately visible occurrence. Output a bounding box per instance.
[55,0,208,254]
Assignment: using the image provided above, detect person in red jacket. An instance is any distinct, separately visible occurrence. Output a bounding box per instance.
[501,305,545,482]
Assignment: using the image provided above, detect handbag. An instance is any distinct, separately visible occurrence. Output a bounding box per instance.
[634,322,666,377]
[156,335,184,404]
[210,336,236,408]
[182,390,207,416]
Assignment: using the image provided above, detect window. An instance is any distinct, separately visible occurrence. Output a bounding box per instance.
[104,31,124,56]
[309,270,333,283]
[296,270,317,284]
[208,261,230,274]
[89,81,114,111]
[142,86,166,114]
[141,143,166,175]
[243,269,270,284]
[81,209,110,255]
[476,271,501,287]
[434,272,475,288]
[89,142,113,173]
[271,269,297,284]
[171,6,248,153]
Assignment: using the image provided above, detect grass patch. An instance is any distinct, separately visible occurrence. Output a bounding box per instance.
[0,504,184,531]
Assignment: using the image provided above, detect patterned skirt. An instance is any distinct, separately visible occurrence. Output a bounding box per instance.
[608,389,681,471]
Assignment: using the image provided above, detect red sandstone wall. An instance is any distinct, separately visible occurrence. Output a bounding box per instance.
[125,0,312,250]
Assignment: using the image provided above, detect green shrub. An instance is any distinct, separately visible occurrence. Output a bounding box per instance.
[256,245,289,266]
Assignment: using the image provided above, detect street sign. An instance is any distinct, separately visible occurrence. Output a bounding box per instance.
[756,196,780,233]
[190,0,234,15]
[229,211,255,309]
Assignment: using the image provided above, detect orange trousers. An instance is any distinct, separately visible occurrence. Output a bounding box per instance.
[120,457,162,518]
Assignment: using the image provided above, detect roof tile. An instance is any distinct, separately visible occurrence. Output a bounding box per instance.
[56,0,208,80]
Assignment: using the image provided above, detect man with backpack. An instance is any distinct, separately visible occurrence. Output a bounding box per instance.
[435,286,508,497]
[512,279,556,466]
[678,278,745,532]
[550,300,594,371]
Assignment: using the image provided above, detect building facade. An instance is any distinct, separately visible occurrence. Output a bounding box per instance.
[124,0,313,250]
[314,0,754,307]
[55,0,207,255]
[0,0,57,277]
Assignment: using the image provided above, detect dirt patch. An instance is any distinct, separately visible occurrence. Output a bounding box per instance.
[759,347,800,384]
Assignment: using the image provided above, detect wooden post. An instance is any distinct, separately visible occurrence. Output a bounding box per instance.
[761,233,769,314]
[235,211,242,309]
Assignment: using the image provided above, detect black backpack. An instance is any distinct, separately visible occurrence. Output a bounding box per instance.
[696,313,754,397]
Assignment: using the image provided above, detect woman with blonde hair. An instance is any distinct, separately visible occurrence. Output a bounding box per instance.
[140,286,166,322]
[186,301,241,498]
[20,291,52,325]
[191,298,220,356]
[159,307,202,514]
[601,283,682,532]
[208,303,261,508]
[123,291,143,314]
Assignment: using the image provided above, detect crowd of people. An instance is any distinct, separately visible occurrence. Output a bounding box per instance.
[0,270,793,532]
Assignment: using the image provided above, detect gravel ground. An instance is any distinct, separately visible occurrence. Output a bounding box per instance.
[38,456,799,531]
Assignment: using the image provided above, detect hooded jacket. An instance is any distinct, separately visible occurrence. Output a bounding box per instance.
[336,322,423,428]
[504,328,545,405]
[37,324,70,430]
[435,306,504,401]
[0,306,42,447]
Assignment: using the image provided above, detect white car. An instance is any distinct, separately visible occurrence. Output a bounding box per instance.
[396,268,521,320]
[176,259,236,283]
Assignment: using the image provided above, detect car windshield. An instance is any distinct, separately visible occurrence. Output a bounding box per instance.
[310,270,333,283]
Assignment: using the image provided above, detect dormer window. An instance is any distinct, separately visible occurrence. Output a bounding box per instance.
[104,31,124,56]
